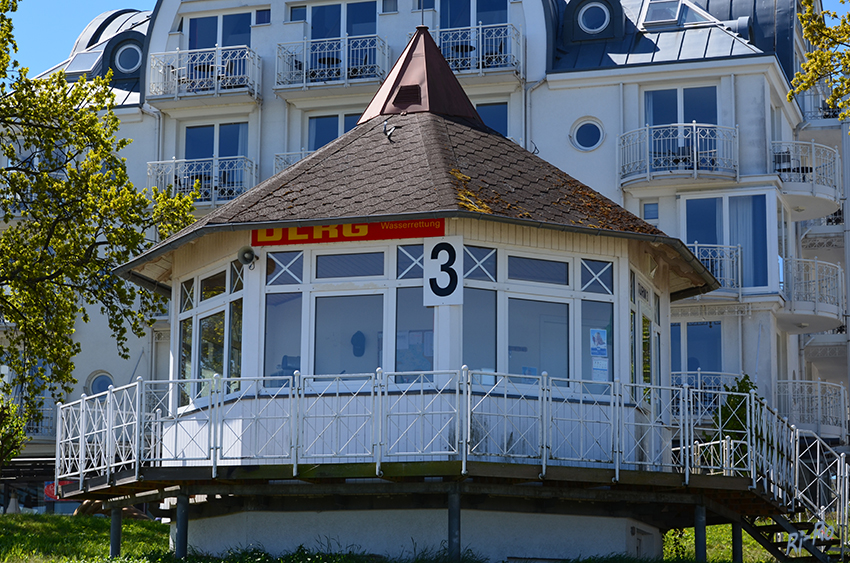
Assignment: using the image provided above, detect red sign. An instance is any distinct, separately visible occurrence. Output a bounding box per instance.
[44,481,74,501]
[252,219,445,246]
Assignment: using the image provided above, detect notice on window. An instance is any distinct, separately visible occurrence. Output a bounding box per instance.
[590,329,607,357]
[592,358,609,381]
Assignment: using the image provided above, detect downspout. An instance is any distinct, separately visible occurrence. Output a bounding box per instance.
[524,77,547,151]
[140,104,162,164]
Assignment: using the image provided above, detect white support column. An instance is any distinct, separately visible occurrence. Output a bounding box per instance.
[434,304,463,371]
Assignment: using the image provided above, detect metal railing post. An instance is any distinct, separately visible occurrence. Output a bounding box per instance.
[614,378,622,482]
[78,395,87,487]
[106,386,116,482]
[54,402,63,486]
[692,121,698,178]
[375,367,383,477]
[477,22,483,75]
[462,365,469,475]
[645,124,651,182]
[540,371,548,479]
[735,125,740,181]
[811,139,817,195]
[683,384,690,484]
[135,377,143,480]
[749,391,756,490]
[293,370,301,477]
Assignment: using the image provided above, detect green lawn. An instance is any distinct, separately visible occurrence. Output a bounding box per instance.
[0,514,780,563]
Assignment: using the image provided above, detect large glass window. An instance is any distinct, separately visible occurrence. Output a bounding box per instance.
[686,197,722,245]
[189,13,252,49]
[645,86,716,126]
[396,287,434,372]
[508,299,568,378]
[315,294,383,374]
[264,294,302,382]
[463,288,496,372]
[308,114,361,151]
[476,103,508,137]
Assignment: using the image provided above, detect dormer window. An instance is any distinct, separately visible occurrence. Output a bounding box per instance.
[578,2,610,34]
[643,0,680,26]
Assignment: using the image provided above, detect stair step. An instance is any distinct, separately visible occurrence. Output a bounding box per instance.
[756,522,816,534]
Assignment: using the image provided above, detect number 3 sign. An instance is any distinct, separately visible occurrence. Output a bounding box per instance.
[424,237,463,306]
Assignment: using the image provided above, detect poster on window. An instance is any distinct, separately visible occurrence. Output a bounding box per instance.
[592,358,609,381]
[590,329,607,357]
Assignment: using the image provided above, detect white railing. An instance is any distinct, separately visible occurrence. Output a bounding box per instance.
[686,244,742,296]
[25,405,56,439]
[276,35,390,88]
[777,379,847,433]
[801,206,844,230]
[798,81,841,121]
[149,46,261,100]
[781,258,844,311]
[771,141,840,196]
[432,23,522,76]
[274,151,313,174]
[147,157,257,205]
[56,368,848,533]
[618,123,738,183]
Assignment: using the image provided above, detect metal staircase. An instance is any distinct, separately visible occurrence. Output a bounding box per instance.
[743,515,842,563]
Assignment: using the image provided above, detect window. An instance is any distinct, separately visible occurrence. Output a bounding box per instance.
[642,202,659,225]
[178,262,245,404]
[114,43,142,73]
[308,114,360,151]
[441,0,507,28]
[578,2,610,33]
[316,252,384,278]
[685,195,768,287]
[189,13,252,49]
[87,372,114,395]
[464,246,497,281]
[508,256,568,285]
[463,287,496,371]
[291,6,307,21]
[571,119,604,151]
[315,294,383,374]
[671,321,722,381]
[416,0,435,8]
[396,287,434,371]
[645,86,716,126]
[509,299,568,378]
[476,103,508,136]
[382,0,398,11]
[183,122,249,201]
[256,9,272,25]
[643,0,680,26]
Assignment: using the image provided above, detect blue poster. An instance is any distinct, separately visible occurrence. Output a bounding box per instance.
[590,329,607,357]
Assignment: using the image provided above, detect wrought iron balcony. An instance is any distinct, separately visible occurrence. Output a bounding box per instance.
[797,81,841,121]
[25,405,55,439]
[776,379,847,440]
[147,157,256,205]
[275,35,390,88]
[274,151,313,174]
[771,141,840,220]
[432,24,522,76]
[618,123,738,185]
[686,243,742,298]
[148,46,262,101]
[778,258,844,333]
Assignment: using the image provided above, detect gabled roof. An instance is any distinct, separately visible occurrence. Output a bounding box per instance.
[120,27,719,300]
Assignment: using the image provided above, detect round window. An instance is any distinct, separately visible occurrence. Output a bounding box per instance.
[578,2,611,34]
[115,44,142,73]
[89,373,114,395]
[571,120,604,151]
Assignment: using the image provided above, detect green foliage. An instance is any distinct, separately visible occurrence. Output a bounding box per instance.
[790,0,850,118]
[0,396,25,468]
[0,1,195,458]
[662,524,775,562]
[712,373,757,437]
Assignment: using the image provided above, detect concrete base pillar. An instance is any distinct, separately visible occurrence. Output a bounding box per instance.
[175,494,189,559]
[694,505,707,563]
[110,508,122,558]
[448,487,461,562]
[732,521,743,563]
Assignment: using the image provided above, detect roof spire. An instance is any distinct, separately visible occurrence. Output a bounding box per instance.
[357,26,484,126]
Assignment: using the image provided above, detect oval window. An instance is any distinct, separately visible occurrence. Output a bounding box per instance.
[115,44,142,73]
[578,2,611,34]
[571,120,604,151]
[89,372,114,395]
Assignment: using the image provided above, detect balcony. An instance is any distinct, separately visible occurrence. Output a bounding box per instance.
[771,141,840,221]
[433,24,523,79]
[274,151,312,174]
[275,35,390,91]
[147,157,257,206]
[778,258,844,333]
[25,405,55,440]
[804,328,847,382]
[777,379,847,441]
[797,81,841,122]
[687,243,741,299]
[801,206,844,263]
[618,123,738,186]
[148,46,261,107]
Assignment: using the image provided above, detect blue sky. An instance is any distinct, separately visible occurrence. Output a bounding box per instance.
[7,0,850,76]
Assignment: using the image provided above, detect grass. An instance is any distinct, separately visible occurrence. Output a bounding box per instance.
[0,514,781,563]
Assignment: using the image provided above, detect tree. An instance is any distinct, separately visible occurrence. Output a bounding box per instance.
[0,0,195,466]
[790,0,850,118]
[0,398,25,474]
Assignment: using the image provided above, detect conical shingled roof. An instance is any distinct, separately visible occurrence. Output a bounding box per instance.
[358,26,483,125]
[119,27,718,300]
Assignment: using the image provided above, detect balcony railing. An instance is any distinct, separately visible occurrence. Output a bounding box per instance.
[797,81,841,121]
[276,35,390,88]
[149,46,261,100]
[618,123,738,184]
[777,379,847,438]
[57,369,849,534]
[780,258,844,311]
[801,206,844,230]
[147,157,256,205]
[432,24,522,76]
[771,141,840,195]
[25,405,55,439]
[687,243,742,296]
[274,151,312,174]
